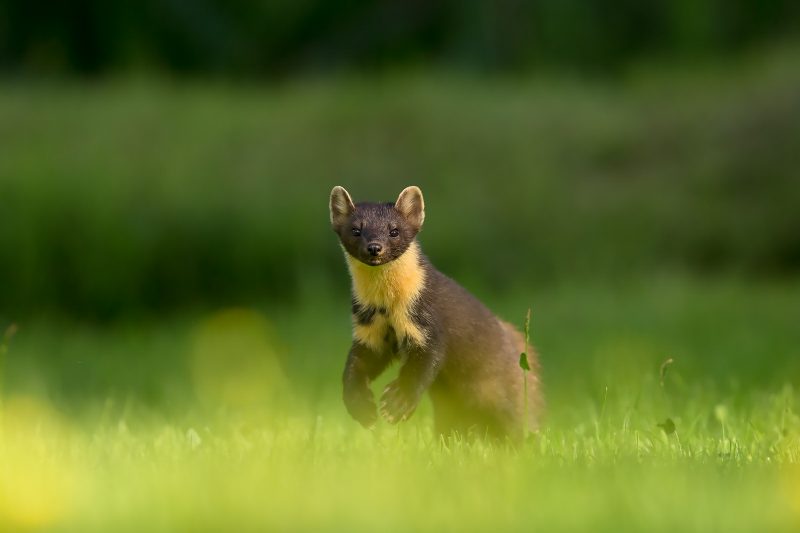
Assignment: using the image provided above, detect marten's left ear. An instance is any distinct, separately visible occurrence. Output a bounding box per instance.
[395,186,425,230]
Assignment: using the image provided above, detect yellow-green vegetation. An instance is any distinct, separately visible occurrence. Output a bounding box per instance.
[2,281,799,530]
[2,398,799,531]
[2,42,800,531]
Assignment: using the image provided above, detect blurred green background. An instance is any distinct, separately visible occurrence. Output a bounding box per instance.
[1,1,799,406]
[1,2,800,530]
[2,1,800,316]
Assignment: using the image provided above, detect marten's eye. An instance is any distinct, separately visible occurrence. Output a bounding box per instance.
[351,228,361,236]
[389,228,400,238]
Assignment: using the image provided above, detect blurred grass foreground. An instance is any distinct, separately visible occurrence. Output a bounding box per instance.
[0,280,800,531]
[1,37,800,532]
[2,280,800,529]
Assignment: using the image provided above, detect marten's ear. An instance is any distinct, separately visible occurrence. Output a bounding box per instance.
[330,186,356,229]
[395,186,425,230]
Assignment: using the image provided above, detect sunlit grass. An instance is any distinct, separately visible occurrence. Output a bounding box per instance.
[2,280,799,530]
[1,387,799,531]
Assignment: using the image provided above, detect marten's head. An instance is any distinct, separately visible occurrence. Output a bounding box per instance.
[330,186,425,266]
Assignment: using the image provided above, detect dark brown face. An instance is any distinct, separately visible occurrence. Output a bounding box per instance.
[335,203,418,266]
[330,186,425,266]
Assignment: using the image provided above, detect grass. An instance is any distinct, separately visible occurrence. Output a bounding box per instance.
[2,279,799,530]
[2,402,799,531]
[1,45,799,529]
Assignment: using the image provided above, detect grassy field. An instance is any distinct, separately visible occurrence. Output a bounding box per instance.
[1,43,799,531]
[2,280,799,530]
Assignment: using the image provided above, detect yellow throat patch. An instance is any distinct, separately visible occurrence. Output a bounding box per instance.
[345,241,427,350]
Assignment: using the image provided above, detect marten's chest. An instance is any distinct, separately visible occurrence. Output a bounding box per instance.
[351,302,424,352]
[346,244,427,351]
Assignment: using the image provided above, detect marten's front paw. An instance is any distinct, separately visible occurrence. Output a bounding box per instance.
[379,380,419,424]
[344,387,378,429]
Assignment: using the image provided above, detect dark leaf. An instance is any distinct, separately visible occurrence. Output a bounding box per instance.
[657,418,676,435]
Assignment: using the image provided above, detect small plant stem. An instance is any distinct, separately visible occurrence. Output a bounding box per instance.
[520,308,531,440]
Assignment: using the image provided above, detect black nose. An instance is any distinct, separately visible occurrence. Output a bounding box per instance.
[367,243,383,256]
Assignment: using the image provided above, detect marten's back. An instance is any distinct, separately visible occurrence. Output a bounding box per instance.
[420,259,542,435]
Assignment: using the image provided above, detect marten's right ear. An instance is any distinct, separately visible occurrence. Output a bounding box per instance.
[330,186,356,229]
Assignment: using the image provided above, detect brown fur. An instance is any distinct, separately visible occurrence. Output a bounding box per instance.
[331,186,542,441]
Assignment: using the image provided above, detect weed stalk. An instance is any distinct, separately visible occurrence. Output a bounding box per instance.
[519,308,531,440]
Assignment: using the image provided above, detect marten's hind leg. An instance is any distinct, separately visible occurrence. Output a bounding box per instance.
[431,392,479,441]
[431,393,509,442]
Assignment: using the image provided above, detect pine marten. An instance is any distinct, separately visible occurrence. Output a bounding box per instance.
[330,186,541,441]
